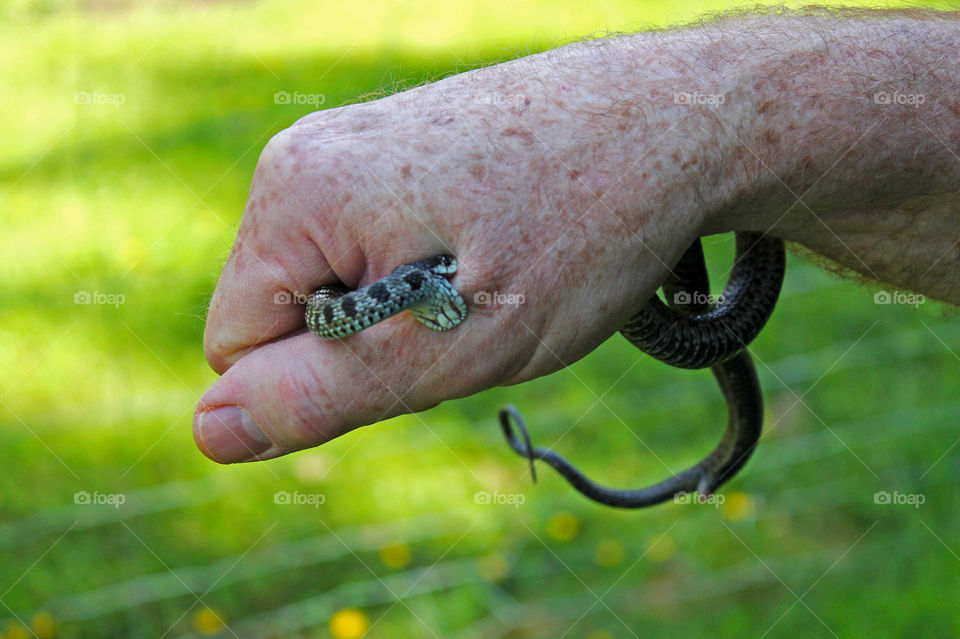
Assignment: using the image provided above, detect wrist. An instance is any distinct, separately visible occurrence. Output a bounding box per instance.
[687,13,960,238]
[522,35,734,271]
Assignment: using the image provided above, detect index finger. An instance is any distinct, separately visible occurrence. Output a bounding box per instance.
[203,129,365,373]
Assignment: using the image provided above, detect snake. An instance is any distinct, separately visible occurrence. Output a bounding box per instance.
[304,233,786,509]
[500,232,785,507]
[305,255,467,339]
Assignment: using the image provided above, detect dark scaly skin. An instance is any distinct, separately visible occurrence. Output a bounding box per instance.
[499,233,784,508]
[305,255,466,339]
[622,233,785,369]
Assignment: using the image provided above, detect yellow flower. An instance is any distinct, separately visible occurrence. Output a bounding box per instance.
[379,541,411,569]
[330,608,369,639]
[4,621,30,639]
[722,492,756,521]
[546,512,580,541]
[30,612,56,639]
[645,535,676,562]
[593,539,625,567]
[477,552,511,582]
[191,607,225,635]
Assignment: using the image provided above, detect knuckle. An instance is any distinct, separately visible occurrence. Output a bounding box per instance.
[253,126,314,201]
[260,126,300,166]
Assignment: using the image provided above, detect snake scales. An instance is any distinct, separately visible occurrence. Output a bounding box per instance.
[305,233,786,509]
[305,255,467,338]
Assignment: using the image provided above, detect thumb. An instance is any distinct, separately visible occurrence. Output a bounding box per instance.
[192,321,504,463]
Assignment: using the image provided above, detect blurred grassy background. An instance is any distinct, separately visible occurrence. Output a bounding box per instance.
[2,0,960,637]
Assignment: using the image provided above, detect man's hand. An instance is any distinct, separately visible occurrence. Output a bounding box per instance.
[194,42,714,462]
[196,9,960,463]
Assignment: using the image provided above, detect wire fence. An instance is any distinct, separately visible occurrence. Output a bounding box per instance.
[10,430,955,633]
[3,315,954,548]
[161,451,952,639]
[4,266,958,637]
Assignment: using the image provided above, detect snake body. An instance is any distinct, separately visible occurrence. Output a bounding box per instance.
[305,255,467,339]
[622,233,786,369]
[304,234,786,509]
[500,232,783,507]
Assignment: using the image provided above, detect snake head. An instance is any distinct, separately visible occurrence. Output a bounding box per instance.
[422,255,458,275]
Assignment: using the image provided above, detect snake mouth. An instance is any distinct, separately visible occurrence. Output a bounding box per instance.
[421,254,458,275]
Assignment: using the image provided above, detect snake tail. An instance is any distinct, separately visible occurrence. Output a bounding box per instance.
[498,233,781,508]
[499,370,761,508]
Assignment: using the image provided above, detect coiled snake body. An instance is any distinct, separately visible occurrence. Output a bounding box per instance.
[501,233,784,507]
[306,234,786,509]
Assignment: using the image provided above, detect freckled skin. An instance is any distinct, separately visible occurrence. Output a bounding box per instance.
[199,9,960,463]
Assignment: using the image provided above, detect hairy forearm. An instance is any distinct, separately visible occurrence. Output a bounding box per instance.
[710,10,960,303]
[621,9,960,302]
[453,10,960,307]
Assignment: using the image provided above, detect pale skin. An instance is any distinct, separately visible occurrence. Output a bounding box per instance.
[195,9,960,464]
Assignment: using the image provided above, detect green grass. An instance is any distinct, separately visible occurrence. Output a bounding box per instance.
[2,1,960,637]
